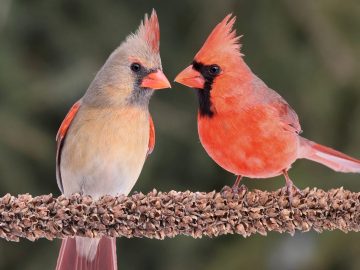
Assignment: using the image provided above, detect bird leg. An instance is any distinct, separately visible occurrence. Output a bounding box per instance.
[282,170,302,205]
[232,175,247,193]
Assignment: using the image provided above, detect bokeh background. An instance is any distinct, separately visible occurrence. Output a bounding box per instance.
[0,0,359,269]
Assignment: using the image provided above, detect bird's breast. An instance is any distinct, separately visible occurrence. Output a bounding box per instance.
[60,106,150,198]
[197,104,299,178]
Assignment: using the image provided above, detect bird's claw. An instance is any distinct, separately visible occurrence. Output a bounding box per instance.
[232,184,247,195]
[220,184,247,197]
[282,183,303,207]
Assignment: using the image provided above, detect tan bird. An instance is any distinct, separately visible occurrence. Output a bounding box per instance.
[55,10,170,270]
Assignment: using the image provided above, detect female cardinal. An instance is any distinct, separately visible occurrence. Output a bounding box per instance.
[55,10,170,270]
[175,14,360,197]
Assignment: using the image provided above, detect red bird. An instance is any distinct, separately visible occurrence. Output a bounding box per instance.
[55,10,170,270]
[175,14,360,196]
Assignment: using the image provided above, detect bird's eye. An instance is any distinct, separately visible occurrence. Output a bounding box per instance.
[130,63,142,72]
[209,65,221,75]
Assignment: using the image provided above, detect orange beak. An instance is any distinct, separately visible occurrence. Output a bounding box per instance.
[141,70,171,90]
[174,65,205,89]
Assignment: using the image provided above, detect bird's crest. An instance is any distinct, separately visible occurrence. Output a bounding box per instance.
[195,14,242,63]
[136,9,160,54]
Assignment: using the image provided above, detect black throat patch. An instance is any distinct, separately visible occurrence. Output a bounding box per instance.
[192,61,218,118]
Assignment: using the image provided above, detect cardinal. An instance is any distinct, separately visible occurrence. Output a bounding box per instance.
[175,14,360,198]
[55,10,170,270]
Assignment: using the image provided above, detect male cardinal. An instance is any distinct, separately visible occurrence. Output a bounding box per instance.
[55,10,170,270]
[175,14,360,197]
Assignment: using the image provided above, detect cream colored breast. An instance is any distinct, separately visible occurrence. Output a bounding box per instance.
[60,105,149,199]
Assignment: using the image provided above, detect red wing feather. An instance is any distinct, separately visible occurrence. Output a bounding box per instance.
[148,115,155,155]
[272,100,302,134]
[56,100,81,192]
[56,100,81,142]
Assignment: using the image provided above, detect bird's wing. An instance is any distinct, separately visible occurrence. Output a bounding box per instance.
[251,76,301,134]
[269,92,302,134]
[147,115,155,155]
[56,100,82,192]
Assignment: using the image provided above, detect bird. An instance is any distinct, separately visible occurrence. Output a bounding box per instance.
[174,14,360,198]
[55,10,170,270]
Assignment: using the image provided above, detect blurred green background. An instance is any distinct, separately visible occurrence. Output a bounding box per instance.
[0,0,359,269]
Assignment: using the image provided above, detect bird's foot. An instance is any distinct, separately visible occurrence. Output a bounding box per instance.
[282,182,303,207]
[231,175,245,193]
[232,183,247,194]
[282,170,303,207]
[291,184,304,196]
[220,183,247,197]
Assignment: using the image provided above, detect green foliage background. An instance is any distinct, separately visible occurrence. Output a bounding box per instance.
[0,0,359,269]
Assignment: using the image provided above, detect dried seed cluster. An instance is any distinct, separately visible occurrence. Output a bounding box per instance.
[0,186,359,242]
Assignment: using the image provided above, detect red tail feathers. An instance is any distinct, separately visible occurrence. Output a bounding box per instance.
[299,137,360,173]
[56,237,117,270]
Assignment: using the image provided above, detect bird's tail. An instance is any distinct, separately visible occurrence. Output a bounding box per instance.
[56,237,117,270]
[299,137,360,173]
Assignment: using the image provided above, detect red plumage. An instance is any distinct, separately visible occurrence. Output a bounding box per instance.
[148,115,156,155]
[175,14,360,194]
[142,9,160,54]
